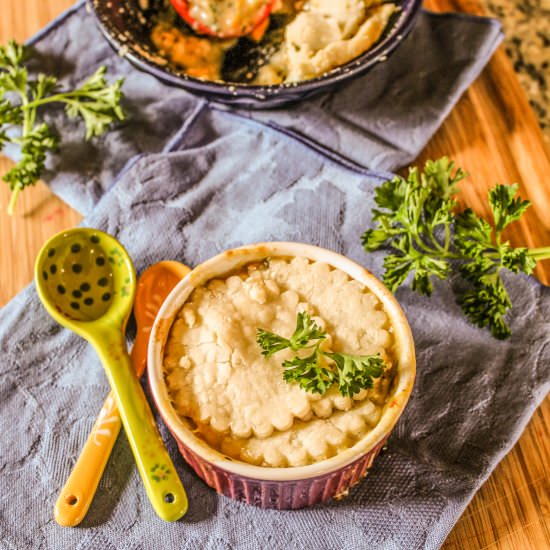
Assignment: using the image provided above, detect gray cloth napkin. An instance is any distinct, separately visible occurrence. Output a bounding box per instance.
[1,108,549,550]
[2,0,503,215]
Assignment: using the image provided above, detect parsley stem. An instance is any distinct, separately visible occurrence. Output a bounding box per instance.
[444,223,451,252]
[21,95,73,109]
[411,232,460,260]
[28,104,37,130]
[7,90,32,215]
[527,247,550,260]
[20,89,112,110]
[411,231,438,256]
[428,232,448,255]
[7,187,20,215]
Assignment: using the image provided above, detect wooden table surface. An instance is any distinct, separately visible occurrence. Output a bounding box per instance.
[1,1,549,548]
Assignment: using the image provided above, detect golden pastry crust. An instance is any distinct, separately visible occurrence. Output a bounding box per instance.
[163,257,397,467]
[256,2,397,83]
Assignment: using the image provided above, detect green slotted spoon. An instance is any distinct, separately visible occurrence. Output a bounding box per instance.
[35,228,188,522]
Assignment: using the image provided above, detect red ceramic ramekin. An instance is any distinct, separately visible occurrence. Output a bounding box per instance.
[148,243,416,509]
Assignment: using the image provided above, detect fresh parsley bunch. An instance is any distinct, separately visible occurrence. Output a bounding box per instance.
[0,40,125,214]
[257,311,386,396]
[361,157,550,339]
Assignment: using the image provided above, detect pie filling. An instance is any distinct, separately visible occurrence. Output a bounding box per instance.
[150,0,397,84]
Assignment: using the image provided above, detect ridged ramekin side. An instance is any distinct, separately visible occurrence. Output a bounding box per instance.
[174,436,387,510]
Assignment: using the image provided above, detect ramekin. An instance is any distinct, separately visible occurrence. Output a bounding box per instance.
[148,242,416,509]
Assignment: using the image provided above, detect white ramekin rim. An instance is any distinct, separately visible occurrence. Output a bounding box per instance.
[148,242,416,481]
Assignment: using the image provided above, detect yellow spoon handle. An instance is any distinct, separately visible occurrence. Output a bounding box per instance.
[55,330,149,527]
[54,392,122,526]
[93,330,188,522]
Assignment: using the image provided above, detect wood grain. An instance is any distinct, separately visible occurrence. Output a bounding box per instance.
[1,1,549,548]
[0,0,80,305]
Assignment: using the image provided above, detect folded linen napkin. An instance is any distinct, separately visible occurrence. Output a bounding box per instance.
[1,108,549,550]
[3,0,503,214]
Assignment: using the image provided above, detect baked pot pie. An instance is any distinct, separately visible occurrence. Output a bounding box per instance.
[148,242,415,509]
[151,0,398,84]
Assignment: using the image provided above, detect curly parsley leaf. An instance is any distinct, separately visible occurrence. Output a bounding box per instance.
[282,349,337,395]
[257,311,326,356]
[0,40,26,70]
[457,279,512,339]
[256,329,292,357]
[0,41,27,95]
[60,66,125,139]
[325,353,385,397]
[0,99,23,126]
[362,158,465,298]
[0,40,125,214]
[288,311,326,349]
[361,158,550,339]
[489,183,531,232]
[3,123,59,192]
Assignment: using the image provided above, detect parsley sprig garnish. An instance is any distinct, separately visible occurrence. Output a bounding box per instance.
[0,40,125,214]
[361,157,550,339]
[257,311,386,396]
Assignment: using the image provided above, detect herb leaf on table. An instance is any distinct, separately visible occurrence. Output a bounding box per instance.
[361,158,550,338]
[0,40,125,214]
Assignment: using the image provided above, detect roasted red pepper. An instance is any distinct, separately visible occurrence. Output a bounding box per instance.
[169,0,275,39]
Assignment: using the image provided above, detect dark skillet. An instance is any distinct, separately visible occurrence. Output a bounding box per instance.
[89,0,422,109]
